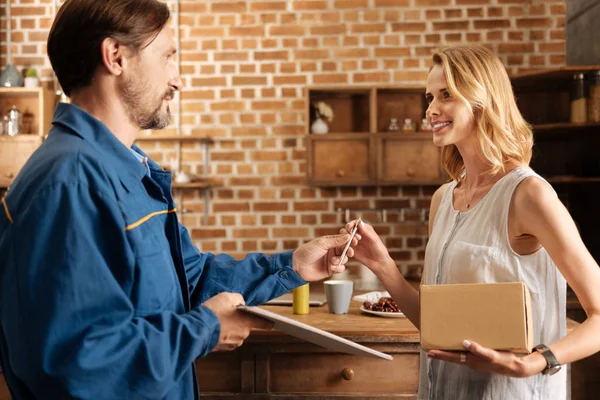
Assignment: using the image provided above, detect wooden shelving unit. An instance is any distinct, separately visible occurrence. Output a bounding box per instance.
[305,85,445,187]
[511,66,600,180]
[512,66,600,125]
[0,88,57,189]
[0,87,55,137]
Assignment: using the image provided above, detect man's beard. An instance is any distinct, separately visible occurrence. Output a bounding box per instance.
[121,77,173,130]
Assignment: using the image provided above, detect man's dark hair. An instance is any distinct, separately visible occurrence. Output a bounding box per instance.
[47,0,170,97]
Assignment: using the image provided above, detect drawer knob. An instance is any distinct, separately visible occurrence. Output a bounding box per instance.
[336,170,345,177]
[5,172,14,178]
[407,167,415,177]
[341,368,354,381]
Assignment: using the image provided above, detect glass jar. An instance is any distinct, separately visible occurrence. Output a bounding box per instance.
[387,118,400,132]
[420,118,432,131]
[570,73,587,124]
[589,70,600,123]
[403,118,415,132]
[6,105,21,136]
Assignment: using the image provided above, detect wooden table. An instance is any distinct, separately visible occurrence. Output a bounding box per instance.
[196,302,421,399]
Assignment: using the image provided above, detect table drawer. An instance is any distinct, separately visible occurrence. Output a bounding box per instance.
[195,352,245,393]
[267,351,419,394]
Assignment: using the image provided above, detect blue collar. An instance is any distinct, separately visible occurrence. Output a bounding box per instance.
[51,102,148,184]
[129,147,151,177]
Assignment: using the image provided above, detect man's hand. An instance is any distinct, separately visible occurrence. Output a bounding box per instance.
[292,233,357,281]
[202,292,273,352]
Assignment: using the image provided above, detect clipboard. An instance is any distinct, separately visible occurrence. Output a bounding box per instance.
[238,305,393,360]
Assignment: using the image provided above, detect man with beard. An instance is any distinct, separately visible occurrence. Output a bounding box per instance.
[0,1,357,399]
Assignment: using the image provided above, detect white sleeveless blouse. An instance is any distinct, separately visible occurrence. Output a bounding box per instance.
[418,167,567,400]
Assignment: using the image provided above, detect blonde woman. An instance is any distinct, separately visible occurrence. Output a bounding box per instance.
[343,45,600,399]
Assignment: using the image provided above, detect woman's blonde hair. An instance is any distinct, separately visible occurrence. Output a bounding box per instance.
[431,45,533,181]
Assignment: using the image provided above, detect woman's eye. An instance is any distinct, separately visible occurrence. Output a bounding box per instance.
[442,91,451,99]
[425,95,433,104]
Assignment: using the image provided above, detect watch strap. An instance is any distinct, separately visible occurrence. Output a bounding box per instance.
[534,344,560,375]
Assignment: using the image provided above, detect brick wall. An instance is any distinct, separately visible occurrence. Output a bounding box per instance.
[1,0,566,280]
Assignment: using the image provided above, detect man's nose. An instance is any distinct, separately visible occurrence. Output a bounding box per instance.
[169,74,182,92]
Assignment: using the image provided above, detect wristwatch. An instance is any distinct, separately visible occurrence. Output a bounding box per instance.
[534,344,561,376]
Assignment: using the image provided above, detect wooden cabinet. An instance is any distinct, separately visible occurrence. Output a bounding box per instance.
[307,133,376,186]
[305,86,445,187]
[196,344,420,398]
[0,87,56,189]
[196,303,421,399]
[195,351,250,393]
[263,348,418,395]
[378,134,444,185]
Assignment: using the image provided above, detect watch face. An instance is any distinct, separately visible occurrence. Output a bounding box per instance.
[544,365,562,376]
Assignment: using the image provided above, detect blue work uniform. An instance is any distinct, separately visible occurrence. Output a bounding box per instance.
[0,103,306,399]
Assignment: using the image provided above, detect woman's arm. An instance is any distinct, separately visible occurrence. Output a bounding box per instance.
[345,183,449,329]
[513,177,600,374]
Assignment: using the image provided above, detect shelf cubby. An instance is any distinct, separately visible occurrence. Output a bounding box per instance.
[306,88,372,134]
[376,87,428,133]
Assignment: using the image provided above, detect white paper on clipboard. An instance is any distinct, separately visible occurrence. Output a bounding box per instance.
[238,305,393,360]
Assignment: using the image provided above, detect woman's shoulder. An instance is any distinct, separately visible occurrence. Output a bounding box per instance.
[428,182,454,235]
[510,172,560,226]
[430,182,454,210]
[433,181,454,200]
[513,172,555,204]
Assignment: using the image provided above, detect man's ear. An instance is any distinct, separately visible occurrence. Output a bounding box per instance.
[100,37,127,76]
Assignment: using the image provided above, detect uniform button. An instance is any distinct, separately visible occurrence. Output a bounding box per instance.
[279,271,288,278]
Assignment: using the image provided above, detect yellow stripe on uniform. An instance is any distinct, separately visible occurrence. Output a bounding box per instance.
[125,208,177,231]
[2,197,13,223]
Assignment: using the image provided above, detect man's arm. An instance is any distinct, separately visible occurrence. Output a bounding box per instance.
[178,224,306,308]
[6,183,221,399]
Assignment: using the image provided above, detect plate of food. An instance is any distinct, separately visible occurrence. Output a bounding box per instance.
[360,297,405,318]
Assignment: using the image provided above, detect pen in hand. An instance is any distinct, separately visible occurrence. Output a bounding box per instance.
[338,218,361,268]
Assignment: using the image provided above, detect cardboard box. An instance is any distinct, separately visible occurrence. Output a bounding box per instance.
[420,282,533,354]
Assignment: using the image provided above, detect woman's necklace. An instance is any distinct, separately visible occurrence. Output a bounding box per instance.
[463,175,493,209]
[464,184,481,209]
